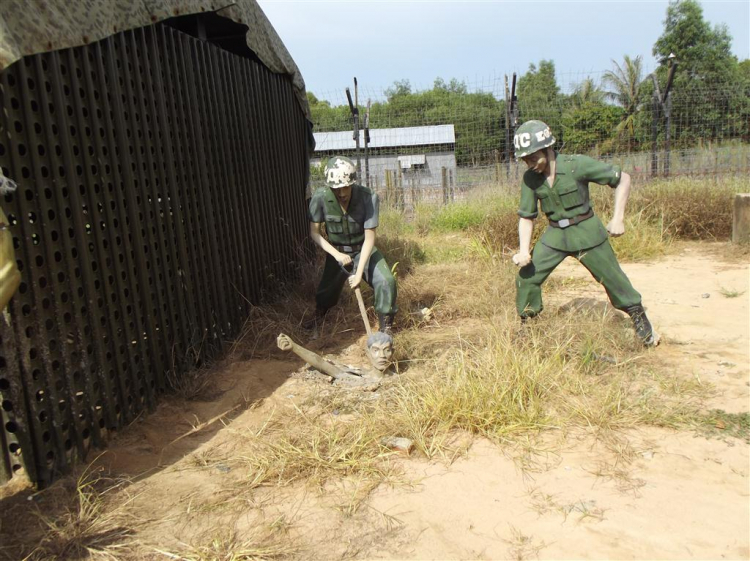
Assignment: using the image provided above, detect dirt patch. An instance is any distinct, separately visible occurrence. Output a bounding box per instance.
[551,242,749,414]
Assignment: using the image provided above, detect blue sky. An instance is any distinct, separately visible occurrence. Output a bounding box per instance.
[257,0,750,101]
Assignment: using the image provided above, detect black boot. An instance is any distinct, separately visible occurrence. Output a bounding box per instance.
[302,307,327,330]
[625,304,660,347]
[378,313,395,335]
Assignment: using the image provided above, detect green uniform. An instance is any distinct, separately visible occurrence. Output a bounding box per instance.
[516,154,642,317]
[308,185,397,315]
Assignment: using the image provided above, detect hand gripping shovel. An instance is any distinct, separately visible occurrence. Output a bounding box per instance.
[339,261,372,336]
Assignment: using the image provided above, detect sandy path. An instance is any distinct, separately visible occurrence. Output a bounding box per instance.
[356,244,749,560]
[554,243,749,413]
[365,432,748,560]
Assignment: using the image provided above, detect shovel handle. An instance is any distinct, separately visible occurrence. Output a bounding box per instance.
[354,287,372,336]
[337,260,372,336]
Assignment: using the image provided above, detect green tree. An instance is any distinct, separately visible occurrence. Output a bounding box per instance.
[570,78,604,109]
[653,0,735,79]
[652,0,745,144]
[562,103,624,155]
[385,79,412,100]
[739,59,750,80]
[602,55,646,148]
[517,60,564,142]
[307,91,349,132]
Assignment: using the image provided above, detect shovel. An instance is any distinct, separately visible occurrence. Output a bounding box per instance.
[339,261,372,336]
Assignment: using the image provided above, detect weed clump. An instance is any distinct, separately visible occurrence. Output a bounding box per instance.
[28,467,138,561]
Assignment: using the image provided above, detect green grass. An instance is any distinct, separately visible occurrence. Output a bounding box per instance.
[719,286,746,298]
[427,202,495,232]
[690,410,750,443]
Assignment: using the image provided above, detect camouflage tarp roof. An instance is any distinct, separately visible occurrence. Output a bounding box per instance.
[0,0,310,118]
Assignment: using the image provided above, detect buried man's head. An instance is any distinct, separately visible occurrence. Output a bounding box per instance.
[366,332,394,372]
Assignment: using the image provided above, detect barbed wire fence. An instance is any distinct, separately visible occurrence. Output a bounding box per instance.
[307,70,750,208]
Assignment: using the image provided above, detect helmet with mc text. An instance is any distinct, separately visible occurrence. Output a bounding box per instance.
[324,156,357,189]
[513,120,555,159]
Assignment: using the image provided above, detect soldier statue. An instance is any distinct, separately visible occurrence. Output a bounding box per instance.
[511,120,659,346]
[306,156,397,334]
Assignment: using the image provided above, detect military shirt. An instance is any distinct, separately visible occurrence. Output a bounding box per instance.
[308,184,379,246]
[517,154,623,252]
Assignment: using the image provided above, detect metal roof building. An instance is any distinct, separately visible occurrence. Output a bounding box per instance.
[313,125,455,152]
[311,125,457,207]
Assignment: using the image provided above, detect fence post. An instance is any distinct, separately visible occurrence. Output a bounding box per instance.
[345,83,360,173]
[385,169,392,208]
[397,165,404,211]
[650,91,659,178]
[733,194,750,244]
[442,166,448,205]
[364,99,371,188]
[449,169,454,202]
[504,73,517,180]
[664,90,672,177]
[504,75,511,179]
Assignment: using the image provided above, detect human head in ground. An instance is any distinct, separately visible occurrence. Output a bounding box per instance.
[366,331,394,372]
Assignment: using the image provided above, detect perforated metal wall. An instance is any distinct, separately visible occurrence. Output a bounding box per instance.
[0,23,309,485]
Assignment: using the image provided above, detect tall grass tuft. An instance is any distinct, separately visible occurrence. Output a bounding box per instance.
[156,527,297,561]
[29,467,138,560]
[608,210,672,262]
[593,176,744,240]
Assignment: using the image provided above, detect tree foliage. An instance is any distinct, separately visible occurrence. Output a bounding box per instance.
[653,0,735,79]
[651,0,748,144]
[602,55,647,147]
[517,60,564,138]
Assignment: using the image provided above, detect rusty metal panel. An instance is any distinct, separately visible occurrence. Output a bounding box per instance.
[0,23,310,486]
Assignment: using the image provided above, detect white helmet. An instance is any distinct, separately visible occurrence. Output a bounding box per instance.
[324,156,357,189]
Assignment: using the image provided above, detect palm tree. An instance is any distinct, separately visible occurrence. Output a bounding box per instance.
[603,55,645,142]
[571,77,605,109]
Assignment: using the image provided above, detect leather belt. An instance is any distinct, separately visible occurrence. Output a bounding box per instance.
[333,243,362,253]
[549,209,594,229]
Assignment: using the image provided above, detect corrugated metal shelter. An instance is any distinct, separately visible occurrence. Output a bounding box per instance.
[0,0,313,486]
[311,125,457,206]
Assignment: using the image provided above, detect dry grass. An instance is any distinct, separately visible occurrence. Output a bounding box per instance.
[592,176,745,241]
[153,526,297,561]
[211,257,716,515]
[384,176,741,267]
[234,404,399,493]
[26,465,139,561]
[719,286,746,298]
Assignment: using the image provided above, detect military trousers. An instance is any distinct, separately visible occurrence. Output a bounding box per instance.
[516,238,641,318]
[316,248,398,315]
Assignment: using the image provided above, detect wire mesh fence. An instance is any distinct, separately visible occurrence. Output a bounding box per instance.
[307,70,750,208]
